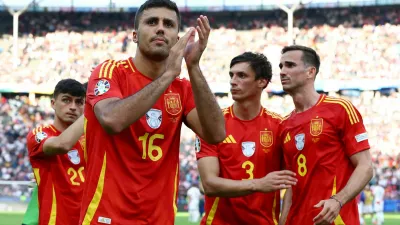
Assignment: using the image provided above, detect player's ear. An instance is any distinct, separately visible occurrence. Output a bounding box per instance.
[132,30,138,43]
[51,98,56,110]
[307,67,316,79]
[258,78,268,89]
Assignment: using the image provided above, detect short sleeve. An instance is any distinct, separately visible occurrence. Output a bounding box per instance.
[338,101,370,157]
[182,79,195,117]
[195,136,218,160]
[27,128,51,159]
[87,60,124,109]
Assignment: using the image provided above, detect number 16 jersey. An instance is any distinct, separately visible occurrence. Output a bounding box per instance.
[80,58,196,225]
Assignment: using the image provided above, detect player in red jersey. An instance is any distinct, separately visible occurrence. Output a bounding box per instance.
[79,0,225,224]
[278,45,373,225]
[196,52,297,225]
[27,79,86,225]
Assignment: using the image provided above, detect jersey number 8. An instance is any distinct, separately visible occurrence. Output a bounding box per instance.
[297,154,307,177]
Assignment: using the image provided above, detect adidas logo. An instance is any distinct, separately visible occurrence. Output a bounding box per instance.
[284,133,291,144]
[222,135,236,143]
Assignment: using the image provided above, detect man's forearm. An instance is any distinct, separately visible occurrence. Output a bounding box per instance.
[335,163,373,205]
[188,66,225,143]
[44,116,84,155]
[102,73,176,133]
[202,176,257,197]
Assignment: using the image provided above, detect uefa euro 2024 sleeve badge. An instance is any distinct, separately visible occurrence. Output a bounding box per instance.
[35,131,47,143]
[94,79,110,96]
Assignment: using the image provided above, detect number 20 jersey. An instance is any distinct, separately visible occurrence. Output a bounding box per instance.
[196,106,283,225]
[27,125,86,225]
[80,58,196,225]
[279,95,370,225]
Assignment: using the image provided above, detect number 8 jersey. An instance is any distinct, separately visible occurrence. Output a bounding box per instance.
[279,95,370,225]
[196,106,283,225]
[27,125,86,225]
[80,58,195,225]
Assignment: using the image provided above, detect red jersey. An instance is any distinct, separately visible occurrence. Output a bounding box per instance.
[280,95,370,225]
[80,58,196,225]
[196,106,283,225]
[27,125,86,225]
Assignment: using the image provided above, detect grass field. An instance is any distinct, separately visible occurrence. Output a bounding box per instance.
[0,212,399,225]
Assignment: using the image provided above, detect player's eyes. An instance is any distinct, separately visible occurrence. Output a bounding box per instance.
[147,19,157,25]
[62,99,71,103]
[165,21,174,28]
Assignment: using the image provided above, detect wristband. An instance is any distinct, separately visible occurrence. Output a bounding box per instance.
[330,195,343,208]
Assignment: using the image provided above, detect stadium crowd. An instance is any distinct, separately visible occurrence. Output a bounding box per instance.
[0,5,399,209]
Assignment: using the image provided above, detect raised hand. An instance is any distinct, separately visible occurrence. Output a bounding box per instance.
[255,170,297,193]
[165,28,195,77]
[184,15,211,68]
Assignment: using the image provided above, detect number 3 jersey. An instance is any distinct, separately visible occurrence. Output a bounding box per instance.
[80,58,195,225]
[279,95,370,225]
[27,125,86,225]
[196,106,283,225]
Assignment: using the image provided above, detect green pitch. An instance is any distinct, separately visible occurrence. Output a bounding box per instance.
[0,212,399,225]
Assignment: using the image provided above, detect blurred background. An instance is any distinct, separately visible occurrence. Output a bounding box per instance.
[0,0,399,224]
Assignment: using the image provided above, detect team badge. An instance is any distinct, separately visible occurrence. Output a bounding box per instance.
[242,142,256,157]
[164,93,182,115]
[310,118,323,136]
[67,150,81,165]
[260,131,273,148]
[195,136,201,153]
[35,132,47,143]
[94,79,110,96]
[146,109,162,129]
[295,133,305,151]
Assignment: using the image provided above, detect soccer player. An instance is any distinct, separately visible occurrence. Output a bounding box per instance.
[278,45,373,225]
[79,0,225,224]
[27,79,86,225]
[196,52,297,225]
[371,183,385,225]
[187,183,201,223]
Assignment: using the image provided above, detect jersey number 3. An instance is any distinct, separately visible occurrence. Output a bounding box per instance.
[242,161,254,180]
[139,133,164,161]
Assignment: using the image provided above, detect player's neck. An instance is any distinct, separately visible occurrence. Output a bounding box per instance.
[133,52,166,80]
[53,117,70,132]
[291,86,320,113]
[233,98,262,121]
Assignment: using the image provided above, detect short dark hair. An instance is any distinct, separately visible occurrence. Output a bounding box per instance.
[230,52,273,86]
[53,79,86,99]
[82,82,88,92]
[281,45,320,76]
[134,0,181,30]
